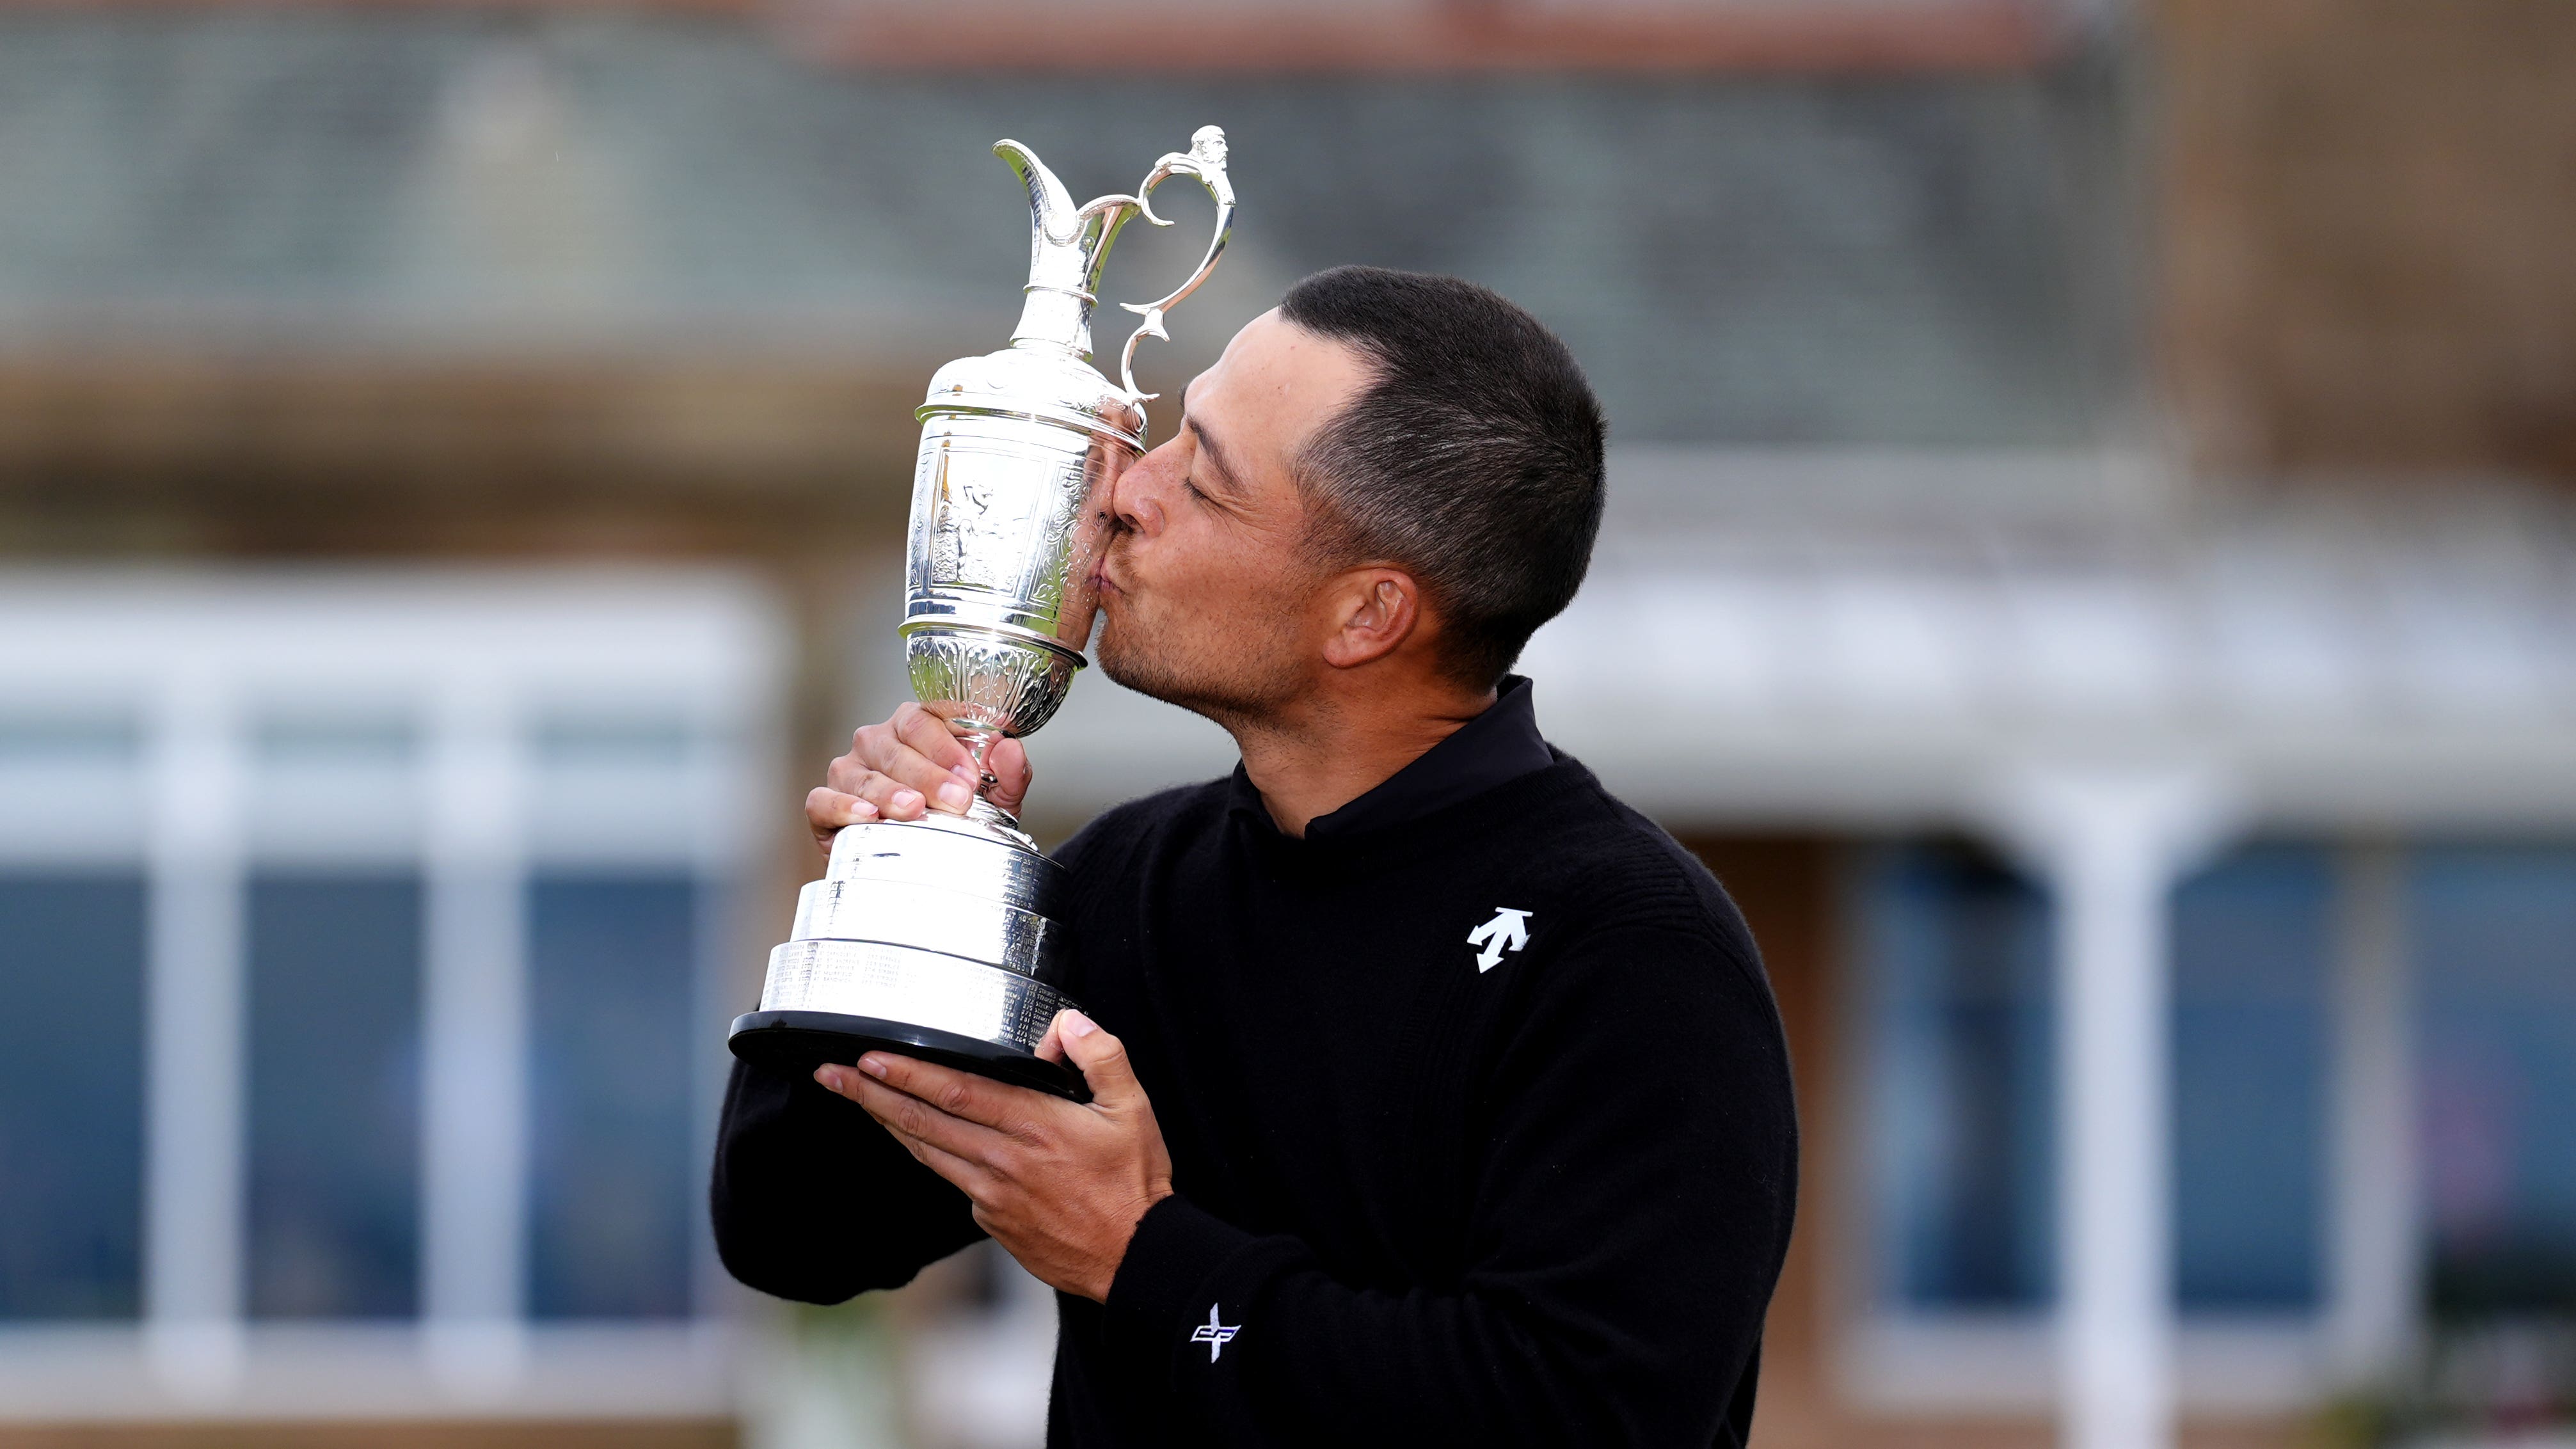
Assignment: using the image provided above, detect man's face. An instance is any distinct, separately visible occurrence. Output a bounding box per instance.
[1092,309,1375,725]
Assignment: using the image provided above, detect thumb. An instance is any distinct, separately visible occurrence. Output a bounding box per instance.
[987,738,1033,815]
[1054,1010,1140,1105]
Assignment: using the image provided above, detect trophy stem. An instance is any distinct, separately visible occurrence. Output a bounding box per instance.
[957,724,1001,789]
[949,723,1024,831]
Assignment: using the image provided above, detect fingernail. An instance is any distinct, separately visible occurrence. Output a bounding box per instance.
[892,789,921,811]
[936,782,972,811]
[814,1066,841,1091]
[859,1054,889,1079]
[848,800,877,820]
[1064,1010,1097,1039]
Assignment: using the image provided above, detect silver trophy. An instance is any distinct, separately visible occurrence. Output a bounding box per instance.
[729,127,1236,1098]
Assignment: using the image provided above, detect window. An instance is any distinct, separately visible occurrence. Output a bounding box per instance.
[0,875,147,1320]
[246,873,424,1320]
[526,873,700,1321]
[2170,845,2329,1313]
[2412,846,2576,1316]
[1861,841,2056,1310]
[1860,839,2331,1315]
[0,573,781,1418]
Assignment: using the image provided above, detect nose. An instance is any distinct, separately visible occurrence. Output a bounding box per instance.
[1108,435,1186,538]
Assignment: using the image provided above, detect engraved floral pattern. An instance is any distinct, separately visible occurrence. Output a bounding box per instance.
[904,628,1081,738]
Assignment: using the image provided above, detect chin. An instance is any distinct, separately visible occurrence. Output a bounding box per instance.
[1101,635,1300,735]
[1096,624,1195,708]
[1095,631,1168,701]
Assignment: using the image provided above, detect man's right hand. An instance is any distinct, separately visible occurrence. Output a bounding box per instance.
[805,703,1033,855]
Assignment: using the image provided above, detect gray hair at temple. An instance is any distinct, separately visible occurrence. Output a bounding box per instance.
[1277,265,1608,690]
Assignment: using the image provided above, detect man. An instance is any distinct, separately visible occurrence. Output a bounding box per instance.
[713,266,1797,1446]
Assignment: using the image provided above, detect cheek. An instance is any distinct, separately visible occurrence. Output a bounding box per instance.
[1124,511,1317,644]
[1181,539,1305,623]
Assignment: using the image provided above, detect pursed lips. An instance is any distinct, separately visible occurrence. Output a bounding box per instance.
[1093,537,1134,603]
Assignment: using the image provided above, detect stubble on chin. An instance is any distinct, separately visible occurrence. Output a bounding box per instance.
[1096,609,1301,733]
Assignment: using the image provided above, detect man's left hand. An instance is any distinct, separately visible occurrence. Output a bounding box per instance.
[815,1009,1173,1302]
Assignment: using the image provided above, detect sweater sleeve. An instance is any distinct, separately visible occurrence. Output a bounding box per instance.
[707,808,1144,1304]
[1099,921,1798,1447]
[708,1057,985,1304]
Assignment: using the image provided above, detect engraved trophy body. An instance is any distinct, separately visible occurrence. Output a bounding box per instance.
[728,127,1234,1099]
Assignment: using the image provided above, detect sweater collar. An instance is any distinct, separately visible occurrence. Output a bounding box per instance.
[1225,675,1554,843]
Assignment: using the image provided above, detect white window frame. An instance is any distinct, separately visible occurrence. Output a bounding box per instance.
[0,568,786,1421]
[1830,837,2421,1418]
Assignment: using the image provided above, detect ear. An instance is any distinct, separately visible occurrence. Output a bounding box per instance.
[1319,568,1420,670]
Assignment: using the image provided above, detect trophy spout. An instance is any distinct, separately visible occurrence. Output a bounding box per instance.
[996,139,1137,360]
[994,128,1234,390]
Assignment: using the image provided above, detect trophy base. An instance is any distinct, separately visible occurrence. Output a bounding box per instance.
[728,1008,1088,1103]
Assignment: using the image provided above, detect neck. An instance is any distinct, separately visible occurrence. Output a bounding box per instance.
[1230,674,1497,837]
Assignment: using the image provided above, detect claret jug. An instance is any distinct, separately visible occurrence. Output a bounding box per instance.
[729,127,1235,1098]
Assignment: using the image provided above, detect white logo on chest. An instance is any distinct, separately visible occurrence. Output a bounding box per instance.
[1191,1303,1239,1361]
[1467,907,1533,972]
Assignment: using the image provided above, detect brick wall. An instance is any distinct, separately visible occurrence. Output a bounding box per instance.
[2158,0,2576,483]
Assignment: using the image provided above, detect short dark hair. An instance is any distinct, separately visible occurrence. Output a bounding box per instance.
[1277,265,1607,690]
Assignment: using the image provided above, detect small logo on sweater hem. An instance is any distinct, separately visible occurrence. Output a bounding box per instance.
[1191,1303,1239,1361]
[1468,907,1533,972]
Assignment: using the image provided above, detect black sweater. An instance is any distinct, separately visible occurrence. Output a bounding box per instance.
[712,737,1799,1447]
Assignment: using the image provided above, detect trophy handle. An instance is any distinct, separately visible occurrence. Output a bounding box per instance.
[1113,125,1236,404]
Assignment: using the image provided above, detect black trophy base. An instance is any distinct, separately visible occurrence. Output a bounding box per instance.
[728,1009,1089,1102]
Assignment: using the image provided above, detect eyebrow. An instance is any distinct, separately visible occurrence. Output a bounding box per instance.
[1183,416,1247,500]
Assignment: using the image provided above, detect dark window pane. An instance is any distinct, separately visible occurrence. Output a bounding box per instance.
[2413,847,2576,1316]
[0,875,145,1320]
[246,875,422,1319]
[2170,845,2329,1311]
[527,875,696,1320]
[1863,842,2057,1309]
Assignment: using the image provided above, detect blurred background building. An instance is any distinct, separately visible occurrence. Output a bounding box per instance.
[1,1,2572,1446]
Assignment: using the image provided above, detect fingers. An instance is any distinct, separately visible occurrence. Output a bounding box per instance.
[817,1056,1047,1140]
[892,705,976,777]
[845,768,942,821]
[818,1070,1001,1197]
[826,746,930,821]
[816,1062,1018,1169]
[894,1129,998,1200]
[805,787,877,855]
[814,1063,866,1102]
[1033,1015,1067,1066]
[1053,1010,1141,1107]
[825,704,988,820]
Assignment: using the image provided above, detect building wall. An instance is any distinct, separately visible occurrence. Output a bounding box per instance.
[2159,0,2576,483]
[1701,835,2311,1449]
